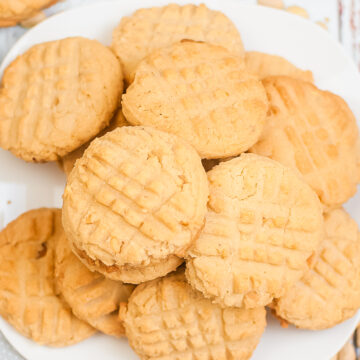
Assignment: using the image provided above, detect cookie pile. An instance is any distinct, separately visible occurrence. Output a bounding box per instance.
[0,3,360,359]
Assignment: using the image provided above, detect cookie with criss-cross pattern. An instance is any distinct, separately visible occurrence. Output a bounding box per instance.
[122,41,268,159]
[186,154,323,308]
[62,126,208,284]
[274,208,360,329]
[0,208,95,346]
[0,37,123,162]
[112,3,244,83]
[250,76,359,207]
[121,270,266,360]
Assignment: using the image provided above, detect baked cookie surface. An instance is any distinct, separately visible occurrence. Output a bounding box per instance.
[112,3,244,83]
[62,126,208,283]
[0,208,95,346]
[0,0,57,27]
[250,76,359,207]
[122,41,268,159]
[121,270,266,360]
[274,208,360,329]
[0,37,123,162]
[245,51,314,82]
[186,154,323,308]
[58,109,129,177]
[55,235,134,337]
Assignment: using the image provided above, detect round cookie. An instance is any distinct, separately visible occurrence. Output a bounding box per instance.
[0,37,123,162]
[62,126,209,284]
[122,41,268,159]
[273,208,360,330]
[0,0,57,27]
[245,51,314,82]
[186,153,323,308]
[112,3,244,83]
[55,234,135,337]
[0,208,95,346]
[121,270,266,360]
[58,108,130,177]
[250,76,359,207]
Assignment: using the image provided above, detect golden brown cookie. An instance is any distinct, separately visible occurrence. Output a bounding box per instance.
[0,37,123,162]
[250,76,359,207]
[186,153,323,308]
[58,109,129,177]
[0,0,57,27]
[122,41,268,159]
[62,126,208,284]
[121,270,266,360]
[245,51,314,82]
[273,208,360,330]
[55,234,134,337]
[0,208,95,346]
[112,3,244,83]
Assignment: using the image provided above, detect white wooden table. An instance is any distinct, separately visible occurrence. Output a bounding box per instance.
[0,0,359,359]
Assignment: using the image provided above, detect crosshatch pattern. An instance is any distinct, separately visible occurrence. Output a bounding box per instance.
[0,208,95,346]
[122,41,268,159]
[123,272,267,360]
[1,0,360,359]
[250,76,359,208]
[112,3,244,82]
[274,208,360,330]
[62,126,208,282]
[0,37,122,161]
[186,154,323,309]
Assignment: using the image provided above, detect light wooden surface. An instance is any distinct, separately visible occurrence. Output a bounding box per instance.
[0,0,359,359]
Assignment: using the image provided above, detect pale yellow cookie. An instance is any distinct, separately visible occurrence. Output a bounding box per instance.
[0,37,123,162]
[186,153,323,308]
[0,0,57,27]
[0,208,95,346]
[62,126,208,284]
[112,3,244,83]
[121,270,266,360]
[58,109,129,177]
[122,41,268,159]
[250,76,359,207]
[245,51,314,82]
[55,234,134,337]
[273,208,360,330]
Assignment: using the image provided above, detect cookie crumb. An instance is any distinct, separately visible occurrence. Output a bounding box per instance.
[286,6,309,19]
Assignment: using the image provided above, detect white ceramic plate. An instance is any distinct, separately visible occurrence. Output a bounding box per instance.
[1,1,360,359]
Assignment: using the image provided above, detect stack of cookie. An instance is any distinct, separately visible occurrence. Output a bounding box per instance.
[0,3,360,359]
